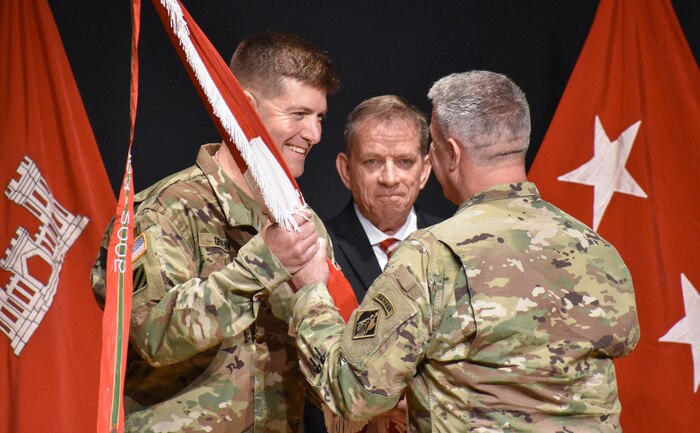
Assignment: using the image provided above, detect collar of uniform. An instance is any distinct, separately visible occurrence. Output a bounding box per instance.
[197,143,264,229]
[459,182,540,210]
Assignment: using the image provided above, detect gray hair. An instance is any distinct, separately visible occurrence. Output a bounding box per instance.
[344,95,429,156]
[427,71,530,165]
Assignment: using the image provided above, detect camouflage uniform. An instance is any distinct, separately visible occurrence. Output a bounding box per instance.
[292,182,640,433]
[91,143,331,433]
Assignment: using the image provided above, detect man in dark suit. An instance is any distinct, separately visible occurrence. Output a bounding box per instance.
[304,95,441,433]
[326,95,442,302]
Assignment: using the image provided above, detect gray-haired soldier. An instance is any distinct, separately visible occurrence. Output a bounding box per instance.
[288,70,640,433]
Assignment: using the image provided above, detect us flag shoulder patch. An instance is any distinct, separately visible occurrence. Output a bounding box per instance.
[352,309,379,340]
[132,233,147,262]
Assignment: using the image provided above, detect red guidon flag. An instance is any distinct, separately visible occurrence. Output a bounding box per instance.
[529,0,700,431]
[96,1,140,432]
[0,1,116,433]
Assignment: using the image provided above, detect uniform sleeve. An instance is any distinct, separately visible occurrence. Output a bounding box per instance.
[291,238,435,421]
[125,208,290,367]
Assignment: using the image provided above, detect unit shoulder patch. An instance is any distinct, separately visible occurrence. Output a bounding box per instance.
[352,309,380,339]
[133,264,147,292]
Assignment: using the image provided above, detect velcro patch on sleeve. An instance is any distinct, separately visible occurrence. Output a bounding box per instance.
[132,226,166,307]
[394,265,422,301]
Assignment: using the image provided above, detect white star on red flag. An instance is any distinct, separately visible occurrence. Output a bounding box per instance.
[659,274,700,392]
[557,116,647,230]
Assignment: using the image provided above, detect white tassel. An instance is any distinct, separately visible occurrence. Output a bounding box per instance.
[247,138,302,230]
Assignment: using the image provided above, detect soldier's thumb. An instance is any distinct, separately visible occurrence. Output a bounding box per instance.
[317,238,328,255]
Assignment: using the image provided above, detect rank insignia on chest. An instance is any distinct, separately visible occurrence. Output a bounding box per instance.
[352,309,379,340]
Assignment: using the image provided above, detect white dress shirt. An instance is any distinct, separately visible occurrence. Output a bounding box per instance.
[354,203,417,270]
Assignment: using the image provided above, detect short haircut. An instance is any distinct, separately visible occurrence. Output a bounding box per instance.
[428,70,531,165]
[230,30,339,97]
[344,95,429,156]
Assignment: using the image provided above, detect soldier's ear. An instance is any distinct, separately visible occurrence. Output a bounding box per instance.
[418,154,431,190]
[336,152,352,190]
[446,138,462,171]
[243,90,258,110]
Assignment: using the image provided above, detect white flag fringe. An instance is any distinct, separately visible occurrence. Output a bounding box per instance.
[160,0,304,231]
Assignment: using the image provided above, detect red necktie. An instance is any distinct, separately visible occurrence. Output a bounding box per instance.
[378,237,400,259]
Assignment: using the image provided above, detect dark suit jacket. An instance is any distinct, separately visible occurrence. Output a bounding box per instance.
[324,199,443,303]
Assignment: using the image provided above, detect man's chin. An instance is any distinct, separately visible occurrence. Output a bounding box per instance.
[283,162,304,178]
[375,196,407,207]
[372,213,409,233]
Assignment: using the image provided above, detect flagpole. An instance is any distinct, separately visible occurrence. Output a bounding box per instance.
[96,1,140,432]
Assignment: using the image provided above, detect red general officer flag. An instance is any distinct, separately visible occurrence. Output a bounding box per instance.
[529,0,700,431]
[0,1,117,432]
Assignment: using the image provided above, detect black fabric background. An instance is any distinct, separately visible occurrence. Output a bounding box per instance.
[49,0,700,220]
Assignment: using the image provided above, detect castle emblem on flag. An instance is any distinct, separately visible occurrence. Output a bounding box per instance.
[0,156,88,356]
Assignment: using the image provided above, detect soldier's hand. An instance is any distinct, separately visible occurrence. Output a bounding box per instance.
[261,212,319,274]
[291,238,330,291]
[382,396,408,429]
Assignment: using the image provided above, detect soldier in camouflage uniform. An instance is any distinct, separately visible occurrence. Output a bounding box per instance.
[288,71,640,432]
[91,31,339,433]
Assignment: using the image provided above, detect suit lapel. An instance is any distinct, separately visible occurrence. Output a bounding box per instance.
[416,208,443,229]
[335,203,383,294]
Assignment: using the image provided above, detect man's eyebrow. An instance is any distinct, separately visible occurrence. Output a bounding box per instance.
[286,105,327,115]
[395,152,418,159]
[354,151,382,159]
